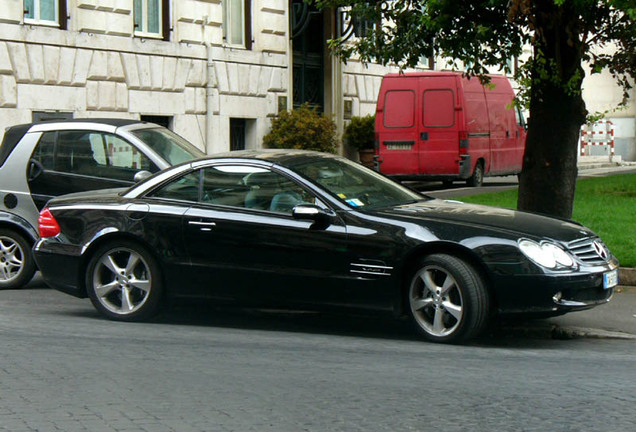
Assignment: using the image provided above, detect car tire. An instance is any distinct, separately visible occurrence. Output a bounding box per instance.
[467,162,484,187]
[86,240,163,321]
[407,254,490,343]
[0,229,36,290]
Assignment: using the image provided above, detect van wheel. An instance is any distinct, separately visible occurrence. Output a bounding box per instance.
[407,254,490,343]
[0,229,36,290]
[467,162,484,187]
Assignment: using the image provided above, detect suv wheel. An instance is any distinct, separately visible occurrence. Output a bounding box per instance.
[0,229,36,289]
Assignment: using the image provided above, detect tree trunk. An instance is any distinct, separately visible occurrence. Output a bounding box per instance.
[517,84,586,219]
[517,2,587,219]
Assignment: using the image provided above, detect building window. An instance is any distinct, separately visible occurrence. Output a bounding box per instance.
[134,0,170,40]
[24,0,65,27]
[223,0,252,49]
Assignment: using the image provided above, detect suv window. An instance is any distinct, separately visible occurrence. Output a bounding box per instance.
[31,131,159,182]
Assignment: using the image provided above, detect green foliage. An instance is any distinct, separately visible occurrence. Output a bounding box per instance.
[343,115,375,150]
[457,174,636,267]
[263,104,338,154]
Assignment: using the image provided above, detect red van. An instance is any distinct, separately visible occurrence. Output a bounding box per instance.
[374,71,526,186]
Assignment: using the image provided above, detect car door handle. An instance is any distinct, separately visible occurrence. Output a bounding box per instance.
[188,220,216,231]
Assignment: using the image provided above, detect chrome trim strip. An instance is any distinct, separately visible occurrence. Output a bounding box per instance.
[350,263,394,270]
[552,293,613,308]
[350,270,392,276]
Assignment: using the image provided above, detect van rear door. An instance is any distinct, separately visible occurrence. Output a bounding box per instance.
[376,78,418,175]
[418,76,460,175]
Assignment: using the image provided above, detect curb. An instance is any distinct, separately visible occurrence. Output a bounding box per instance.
[619,268,636,287]
[552,326,636,340]
[491,322,636,341]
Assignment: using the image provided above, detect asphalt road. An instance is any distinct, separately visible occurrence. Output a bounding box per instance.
[2,281,635,432]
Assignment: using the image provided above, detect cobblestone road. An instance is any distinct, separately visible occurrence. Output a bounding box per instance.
[1,282,635,432]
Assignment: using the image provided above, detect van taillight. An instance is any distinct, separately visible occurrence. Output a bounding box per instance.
[459,131,469,155]
[38,208,60,238]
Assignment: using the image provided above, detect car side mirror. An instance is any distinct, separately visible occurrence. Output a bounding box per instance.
[292,204,335,228]
[133,170,152,183]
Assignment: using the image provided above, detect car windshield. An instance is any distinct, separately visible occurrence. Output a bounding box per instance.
[130,127,205,165]
[291,156,424,209]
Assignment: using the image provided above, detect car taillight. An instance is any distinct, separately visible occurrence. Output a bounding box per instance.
[38,208,60,238]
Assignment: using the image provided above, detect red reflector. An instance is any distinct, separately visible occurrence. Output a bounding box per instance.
[38,208,60,238]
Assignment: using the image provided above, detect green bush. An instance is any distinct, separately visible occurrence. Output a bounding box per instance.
[344,115,375,150]
[263,104,338,153]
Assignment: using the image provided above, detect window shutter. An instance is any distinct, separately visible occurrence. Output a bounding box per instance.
[58,0,68,29]
[244,0,252,50]
[162,0,170,41]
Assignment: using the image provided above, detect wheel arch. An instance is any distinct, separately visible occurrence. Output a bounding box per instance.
[0,211,39,245]
[476,157,486,174]
[395,241,496,316]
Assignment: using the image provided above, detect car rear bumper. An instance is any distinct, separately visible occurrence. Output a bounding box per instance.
[33,241,85,298]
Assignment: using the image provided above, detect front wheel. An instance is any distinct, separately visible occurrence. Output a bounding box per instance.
[0,229,36,290]
[86,241,163,321]
[407,254,490,343]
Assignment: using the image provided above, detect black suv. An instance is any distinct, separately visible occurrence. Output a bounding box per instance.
[0,119,205,289]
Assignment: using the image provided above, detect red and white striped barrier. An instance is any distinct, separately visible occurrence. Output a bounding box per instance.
[580,120,615,156]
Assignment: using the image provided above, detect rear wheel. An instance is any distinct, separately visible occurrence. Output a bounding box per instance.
[467,162,484,187]
[86,241,163,321]
[407,254,489,343]
[0,229,36,290]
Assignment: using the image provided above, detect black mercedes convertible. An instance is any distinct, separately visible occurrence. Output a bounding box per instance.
[33,150,618,343]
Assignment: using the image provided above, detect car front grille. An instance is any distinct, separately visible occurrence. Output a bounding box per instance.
[567,237,610,265]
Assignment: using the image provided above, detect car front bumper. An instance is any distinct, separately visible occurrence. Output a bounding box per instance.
[492,266,616,317]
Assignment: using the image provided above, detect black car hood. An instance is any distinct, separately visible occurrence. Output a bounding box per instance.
[374,199,594,242]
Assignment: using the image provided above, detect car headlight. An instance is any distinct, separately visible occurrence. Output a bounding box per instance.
[518,239,575,269]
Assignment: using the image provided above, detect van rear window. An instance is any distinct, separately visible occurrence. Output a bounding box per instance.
[423,89,455,128]
[384,90,415,128]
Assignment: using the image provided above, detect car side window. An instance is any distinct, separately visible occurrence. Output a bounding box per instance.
[150,171,201,202]
[31,131,57,170]
[149,165,319,213]
[201,165,317,214]
[31,130,159,182]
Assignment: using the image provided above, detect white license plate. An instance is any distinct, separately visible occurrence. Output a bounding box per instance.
[603,269,619,290]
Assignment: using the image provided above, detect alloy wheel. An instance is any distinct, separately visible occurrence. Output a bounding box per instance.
[92,247,153,315]
[0,236,24,282]
[409,265,464,337]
